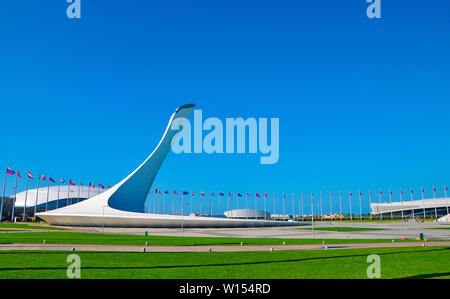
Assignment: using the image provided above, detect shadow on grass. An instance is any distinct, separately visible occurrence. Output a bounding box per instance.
[400,272,450,279]
[0,247,448,272]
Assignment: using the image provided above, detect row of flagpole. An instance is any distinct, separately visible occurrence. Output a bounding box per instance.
[145,188,450,220]
[2,166,449,221]
[1,166,110,221]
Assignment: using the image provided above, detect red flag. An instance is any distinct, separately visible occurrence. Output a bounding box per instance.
[27,171,34,179]
[264,193,268,197]
[17,170,22,179]
[246,193,250,197]
[69,180,76,186]
[174,190,179,195]
[256,193,261,198]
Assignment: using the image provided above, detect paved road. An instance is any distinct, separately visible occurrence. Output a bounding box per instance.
[67,221,450,240]
[0,241,449,253]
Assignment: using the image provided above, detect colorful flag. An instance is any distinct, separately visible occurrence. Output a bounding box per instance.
[264,193,268,197]
[246,192,250,197]
[201,192,205,197]
[183,191,189,195]
[433,186,436,192]
[191,191,196,196]
[27,171,34,179]
[256,193,261,198]
[446,186,449,191]
[49,177,56,183]
[99,184,105,189]
[39,174,46,181]
[238,193,242,197]
[349,192,353,196]
[17,170,22,179]
[89,182,95,188]
[60,178,66,184]
[164,190,169,194]
[6,167,15,175]
[69,180,76,186]
[108,185,112,189]
[174,190,179,195]
[210,192,215,196]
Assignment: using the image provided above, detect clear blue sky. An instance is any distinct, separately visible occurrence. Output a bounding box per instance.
[1,1,449,214]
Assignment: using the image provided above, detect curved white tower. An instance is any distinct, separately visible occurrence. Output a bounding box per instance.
[37,104,300,228]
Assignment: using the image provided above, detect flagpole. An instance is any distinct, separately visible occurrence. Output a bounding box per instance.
[273,193,276,219]
[349,192,353,221]
[319,192,323,221]
[445,187,449,216]
[56,179,61,209]
[329,192,333,221]
[181,193,184,237]
[23,173,30,221]
[379,191,383,221]
[410,188,415,219]
[11,169,19,222]
[282,192,285,218]
[245,194,248,219]
[67,180,70,207]
[369,191,373,220]
[433,186,437,219]
[0,167,8,221]
[301,193,304,221]
[210,193,212,217]
[339,192,342,221]
[421,187,426,219]
[32,174,42,221]
[400,190,404,220]
[45,179,51,211]
[264,194,267,220]
[77,182,81,204]
[389,189,393,220]
[359,191,362,221]
[311,194,314,238]
[200,193,203,216]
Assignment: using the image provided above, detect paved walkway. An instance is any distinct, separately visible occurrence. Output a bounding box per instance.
[0,241,449,253]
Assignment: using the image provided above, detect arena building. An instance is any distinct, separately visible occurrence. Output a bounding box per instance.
[370,198,450,218]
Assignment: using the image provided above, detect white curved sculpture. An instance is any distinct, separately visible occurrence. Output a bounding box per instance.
[37,104,299,228]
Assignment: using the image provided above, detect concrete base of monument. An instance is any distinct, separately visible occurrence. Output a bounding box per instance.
[37,212,306,228]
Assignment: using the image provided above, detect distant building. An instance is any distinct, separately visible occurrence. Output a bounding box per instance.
[370,198,450,218]
[224,209,271,219]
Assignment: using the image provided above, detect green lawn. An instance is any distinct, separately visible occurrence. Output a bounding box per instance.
[0,246,448,279]
[0,231,438,246]
[0,223,66,231]
[297,227,384,232]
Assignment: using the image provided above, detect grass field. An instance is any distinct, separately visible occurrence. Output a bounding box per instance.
[0,223,66,231]
[0,246,448,279]
[297,227,384,232]
[0,232,436,246]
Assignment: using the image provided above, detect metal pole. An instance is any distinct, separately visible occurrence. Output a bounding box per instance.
[349,192,353,221]
[410,188,415,219]
[11,169,19,222]
[0,167,8,221]
[33,174,41,221]
[45,179,51,211]
[56,179,61,209]
[273,193,276,218]
[329,192,333,221]
[422,187,426,219]
[359,191,362,221]
[301,193,304,221]
[320,191,323,221]
[433,187,437,219]
[369,191,373,220]
[311,194,314,238]
[282,193,285,218]
[181,193,184,237]
[23,174,30,221]
[400,189,404,219]
[66,180,70,208]
[77,182,81,204]
[389,189,393,220]
[379,191,383,220]
[445,187,449,216]
[339,192,342,221]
